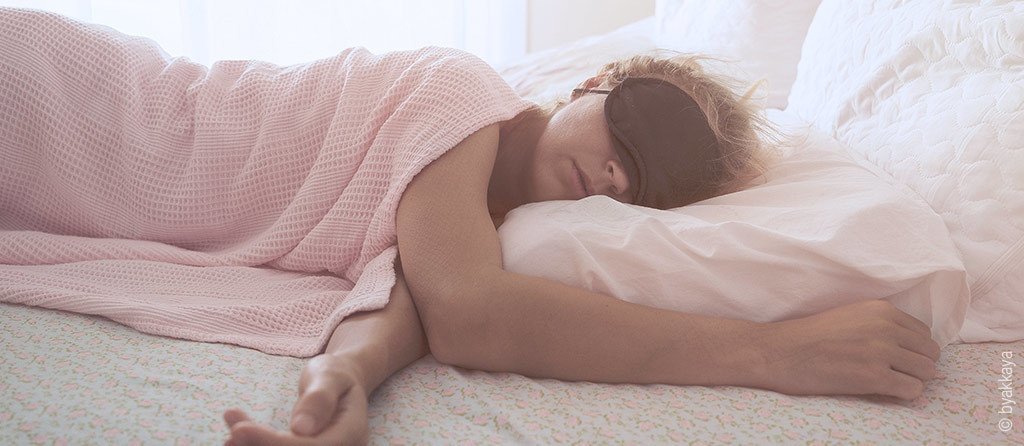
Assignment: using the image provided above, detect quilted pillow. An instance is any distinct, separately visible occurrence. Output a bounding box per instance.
[653,0,821,109]
[497,110,969,348]
[786,0,1024,343]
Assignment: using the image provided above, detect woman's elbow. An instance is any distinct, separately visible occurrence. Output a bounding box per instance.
[405,281,488,366]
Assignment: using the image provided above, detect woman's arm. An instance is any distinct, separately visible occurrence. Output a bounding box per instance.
[397,123,940,400]
[224,261,427,445]
[319,258,428,392]
[434,268,764,387]
[397,123,758,386]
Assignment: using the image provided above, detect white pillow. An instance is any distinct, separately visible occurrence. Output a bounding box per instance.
[787,0,1024,343]
[499,17,657,104]
[654,0,821,110]
[497,110,969,348]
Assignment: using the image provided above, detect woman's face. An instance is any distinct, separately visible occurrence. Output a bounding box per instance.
[527,94,634,204]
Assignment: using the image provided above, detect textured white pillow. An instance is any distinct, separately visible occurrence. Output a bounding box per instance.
[497,110,969,347]
[786,0,1024,343]
[654,0,821,110]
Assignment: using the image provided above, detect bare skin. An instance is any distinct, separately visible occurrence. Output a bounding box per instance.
[224,261,425,445]
[223,76,941,446]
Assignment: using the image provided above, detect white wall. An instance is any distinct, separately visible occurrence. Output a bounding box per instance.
[527,0,654,53]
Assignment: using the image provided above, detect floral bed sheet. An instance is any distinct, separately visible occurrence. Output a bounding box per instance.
[2,303,1021,445]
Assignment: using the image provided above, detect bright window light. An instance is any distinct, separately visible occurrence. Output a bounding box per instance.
[0,0,526,68]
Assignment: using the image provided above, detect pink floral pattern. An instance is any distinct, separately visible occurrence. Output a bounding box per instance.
[2,303,1022,444]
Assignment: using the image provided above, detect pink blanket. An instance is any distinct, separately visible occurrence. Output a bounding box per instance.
[0,9,533,356]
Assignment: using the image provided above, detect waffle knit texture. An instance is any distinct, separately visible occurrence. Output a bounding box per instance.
[0,8,534,357]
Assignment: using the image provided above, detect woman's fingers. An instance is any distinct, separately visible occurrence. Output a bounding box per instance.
[758,299,947,401]
[891,330,940,381]
[291,387,335,436]
[895,324,942,364]
[291,366,357,436]
[223,408,252,429]
[888,304,930,334]
[320,383,370,446]
[884,369,928,401]
[890,305,939,342]
[876,315,939,401]
[875,301,941,362]
[224,410,287,446]
[231,421,312,446]
[227,388,370,446]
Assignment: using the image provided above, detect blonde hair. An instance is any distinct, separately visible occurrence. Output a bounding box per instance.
[539,50,783,204]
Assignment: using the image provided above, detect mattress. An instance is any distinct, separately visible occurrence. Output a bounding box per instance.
[2,302,1021,444]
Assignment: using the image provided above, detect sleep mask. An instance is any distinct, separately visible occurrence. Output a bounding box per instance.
[572,77,720,209]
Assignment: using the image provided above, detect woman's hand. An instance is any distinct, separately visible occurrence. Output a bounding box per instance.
[224,354,370,446]
[755,299,942,401]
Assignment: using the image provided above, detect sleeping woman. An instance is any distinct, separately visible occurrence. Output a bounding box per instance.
[217,61,941,445]
[0,9,940,446]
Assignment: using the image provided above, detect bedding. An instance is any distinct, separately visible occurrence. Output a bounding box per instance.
[3,1,1023,444]
[3,285,1021,444]
[498,16,657,104]
[653,0,822,110]
[786,0,1024,343]
[498,109,968,347]
[0,8,531,356]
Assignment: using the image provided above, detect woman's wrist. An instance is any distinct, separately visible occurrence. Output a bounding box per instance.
[662,317,772,390]
[321,273,429,393]
[728,320,774,391]
[325,348,377,391]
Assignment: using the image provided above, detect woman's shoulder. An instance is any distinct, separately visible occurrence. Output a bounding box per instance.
[402,123,500,207]
[396,122,501,250]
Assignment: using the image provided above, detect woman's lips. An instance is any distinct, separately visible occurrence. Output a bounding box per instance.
[572,162,590,199]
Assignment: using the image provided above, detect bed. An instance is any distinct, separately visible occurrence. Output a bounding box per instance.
[2,303,1020,445]
[3,0,1023,444]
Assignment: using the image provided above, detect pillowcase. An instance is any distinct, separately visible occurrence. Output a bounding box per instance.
[654,0,821,110]
[496,110,969,348]
[498,17,657,104]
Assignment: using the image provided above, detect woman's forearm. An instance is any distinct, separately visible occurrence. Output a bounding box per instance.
[323,264,429,392]
[429,269,769,390]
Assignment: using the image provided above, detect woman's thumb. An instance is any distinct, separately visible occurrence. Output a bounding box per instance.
[291,379,341,436]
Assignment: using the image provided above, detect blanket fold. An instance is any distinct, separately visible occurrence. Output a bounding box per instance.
[0,8,534,356]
